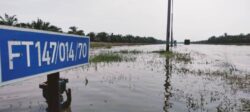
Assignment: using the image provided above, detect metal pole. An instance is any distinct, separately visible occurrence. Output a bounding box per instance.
[47,72,60,112]
[166,0,172,51]
[170,0,174,47]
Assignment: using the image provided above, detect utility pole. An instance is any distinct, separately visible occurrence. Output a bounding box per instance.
[170,15,173,47]
[166,0,172,51]
[170,0,174,47]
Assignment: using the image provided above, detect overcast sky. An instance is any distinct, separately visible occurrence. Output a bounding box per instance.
[0,0,249,41]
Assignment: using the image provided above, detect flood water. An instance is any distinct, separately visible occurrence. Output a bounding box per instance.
[0,44,249,112]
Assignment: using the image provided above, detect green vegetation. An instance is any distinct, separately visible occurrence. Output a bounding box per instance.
[0,13,164,44]
[174,52,191,63]
[90,49,142,63]
[90,52,136,63]
[193,33,250,44]
[152,50,174,58]
[0,14,18,26]
[90,53,122,63]
[87,32,164,44]
[90,42,112,48]
[115,50,143,54]
[68,26,84,35]
[153,50,191,63]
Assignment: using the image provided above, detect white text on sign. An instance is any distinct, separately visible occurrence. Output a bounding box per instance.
[8,41,88,70]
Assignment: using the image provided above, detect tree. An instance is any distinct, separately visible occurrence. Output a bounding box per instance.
[110,33,116,42]
[16,22,32,28]
[68,26,85,36]
[68,26,77,34]
[0,13,18,26]
[48,25,62,32]
[87,32,96,41]
[194,33,250,44]
[124,35,134,43]
[31,19,47,29]
[96,32,109,42]
[30,19,62,32]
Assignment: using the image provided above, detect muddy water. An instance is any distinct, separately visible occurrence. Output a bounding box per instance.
[0,44,249,112]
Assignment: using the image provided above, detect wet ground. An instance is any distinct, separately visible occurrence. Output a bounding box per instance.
[0,44,249,112]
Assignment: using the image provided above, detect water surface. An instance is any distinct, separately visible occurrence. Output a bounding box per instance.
[0,44,249,112]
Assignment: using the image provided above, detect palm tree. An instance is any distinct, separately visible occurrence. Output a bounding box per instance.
[31,19,48,30]
[0,13,18,26]
[48,25,62,33]
[68,26,85,36]
[31,18,62,32]
[68,26,77,34]
[16,22,32,28]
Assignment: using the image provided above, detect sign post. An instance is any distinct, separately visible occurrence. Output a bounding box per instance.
[47,72,60,112]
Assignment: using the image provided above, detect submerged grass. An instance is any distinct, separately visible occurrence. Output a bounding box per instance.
[152,50,174,58]
[152,50,191,63]
[115,50,143,54]
[90,52,136,63]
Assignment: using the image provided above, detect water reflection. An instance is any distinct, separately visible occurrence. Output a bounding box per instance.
[60,89,72,112]
[39,77,72,112]
[163,57,172,112]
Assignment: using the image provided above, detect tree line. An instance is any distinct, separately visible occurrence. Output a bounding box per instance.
[0,13,164,44]
[87,32,164,43]
[193,33,250,44]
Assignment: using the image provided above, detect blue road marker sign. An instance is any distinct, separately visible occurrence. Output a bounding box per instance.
[0,26,90,85]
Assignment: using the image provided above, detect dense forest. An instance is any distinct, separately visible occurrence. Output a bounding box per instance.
[0,13,164,44]
[193,33,250,44]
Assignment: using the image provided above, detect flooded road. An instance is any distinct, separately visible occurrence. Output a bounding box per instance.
[0,44,249,112]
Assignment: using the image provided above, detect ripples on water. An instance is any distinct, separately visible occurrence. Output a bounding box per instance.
[0,44,249,112]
